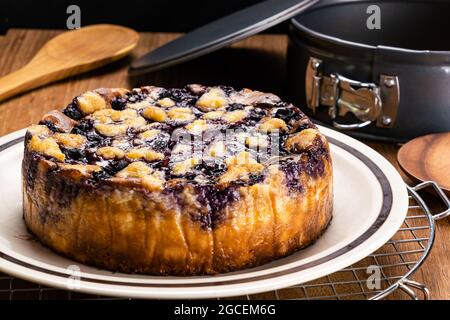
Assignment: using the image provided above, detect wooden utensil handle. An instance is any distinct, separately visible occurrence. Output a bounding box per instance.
[0,64,58,103]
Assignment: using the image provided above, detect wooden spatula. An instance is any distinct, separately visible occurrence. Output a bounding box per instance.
[0,24,139,103]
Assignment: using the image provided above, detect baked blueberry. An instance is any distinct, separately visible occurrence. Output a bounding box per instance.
[22,84,332,275]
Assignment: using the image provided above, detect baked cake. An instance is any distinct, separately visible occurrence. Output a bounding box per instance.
[22,84,333,275]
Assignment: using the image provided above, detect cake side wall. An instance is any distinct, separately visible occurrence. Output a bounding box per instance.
[22,145,333,275]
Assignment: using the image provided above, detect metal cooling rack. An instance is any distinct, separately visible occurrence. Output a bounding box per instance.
[1,181,449,300]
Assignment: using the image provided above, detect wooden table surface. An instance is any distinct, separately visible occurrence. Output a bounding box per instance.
[0,29,449,300]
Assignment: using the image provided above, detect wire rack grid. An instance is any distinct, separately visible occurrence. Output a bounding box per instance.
[1,181,449,300]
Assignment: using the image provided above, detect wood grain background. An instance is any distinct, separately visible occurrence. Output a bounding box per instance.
[0,29,449,300]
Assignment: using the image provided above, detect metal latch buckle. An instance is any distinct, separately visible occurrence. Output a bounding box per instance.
[305,57,400,130]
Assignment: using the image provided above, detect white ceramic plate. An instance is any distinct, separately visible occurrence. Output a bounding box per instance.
[0,126,408,299]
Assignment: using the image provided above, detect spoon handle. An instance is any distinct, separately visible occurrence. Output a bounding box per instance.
[0,24,139,104]
[0,62,55,103]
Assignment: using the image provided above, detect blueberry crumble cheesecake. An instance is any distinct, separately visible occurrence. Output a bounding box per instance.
[22,84,333,275]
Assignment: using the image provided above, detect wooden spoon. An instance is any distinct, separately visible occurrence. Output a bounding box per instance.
[0,24,139,103]
[398,132,450,195]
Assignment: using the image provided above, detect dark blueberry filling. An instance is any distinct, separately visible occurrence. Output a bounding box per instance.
[227,103,246,111]
[190,107,204,118]
[248,107,266,122]
[279,139,328,192]
[78,130,105,148]
[145,133,170,152]
[275,106,305,125]
[63,100,83,120]
[197,160,227,178]
[61,147,86,164]
[54,86,326,215]
[71,120,109,148]
[28,85,331,232]
[111,97,127,110]
[277,133,290,155]
[274,107,295,122]
[156,88,170,99]
[84,148,101,164]
[92,159,129,181]
[303,139,328,177]
[71,119,92,134]
[194,185,241,228]
[169,88,196,103]
[44,169,82,208]
[125,90,148,103]
[156,88,198,108]
[248,173,265,184]
[218,85,235,96]
[23,152,41,190]
[279,160,305,193]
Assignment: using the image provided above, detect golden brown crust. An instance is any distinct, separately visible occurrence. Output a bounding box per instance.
[22,84,333,275]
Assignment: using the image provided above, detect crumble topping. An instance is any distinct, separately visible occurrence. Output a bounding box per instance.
[157,97,176,108]
[167,107,195,122]
[96,147,125,160]
[258,118,288,133]
[29,135,65,161]
[115,161,165,191]
[77,91,107,115]
[53,133,86,149]
[142,106,167,122]
[196,87,228,111]
[26,85,326,193]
